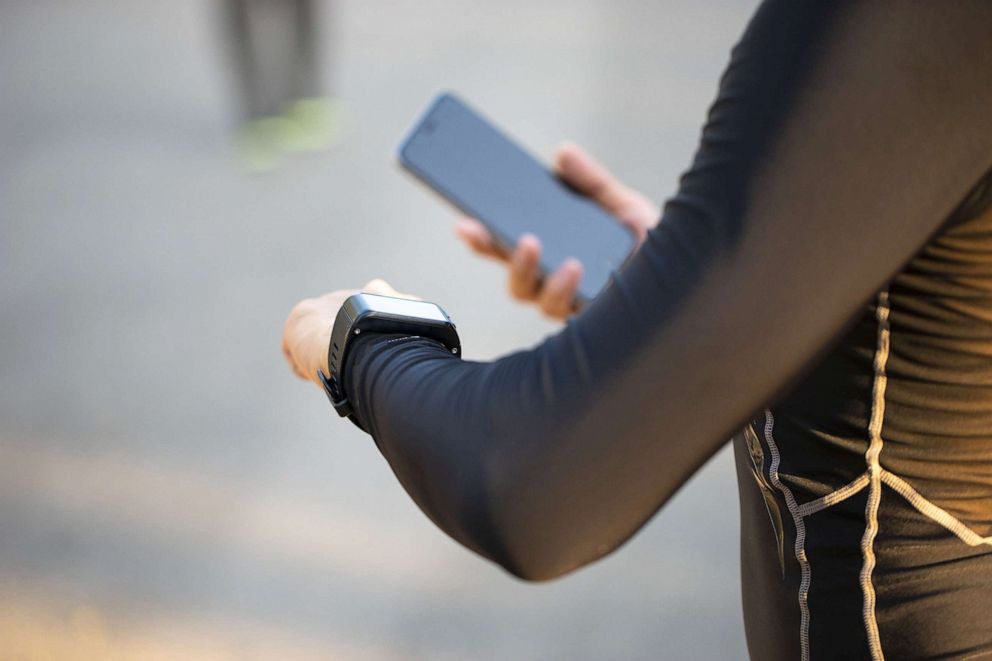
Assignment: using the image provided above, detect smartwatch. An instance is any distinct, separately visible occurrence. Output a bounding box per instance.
[318,293,460,429]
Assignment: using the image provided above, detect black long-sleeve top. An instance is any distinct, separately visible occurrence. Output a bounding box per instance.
[338,2,992,658]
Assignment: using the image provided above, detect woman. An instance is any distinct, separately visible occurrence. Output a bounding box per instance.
[282,2,992,658]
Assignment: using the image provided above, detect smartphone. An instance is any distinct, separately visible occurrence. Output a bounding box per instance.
[397,92,636,304]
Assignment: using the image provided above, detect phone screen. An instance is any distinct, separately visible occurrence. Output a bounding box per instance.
[397,93,636,303]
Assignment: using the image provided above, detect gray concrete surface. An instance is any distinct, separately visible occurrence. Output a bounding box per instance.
[0,1,758,658]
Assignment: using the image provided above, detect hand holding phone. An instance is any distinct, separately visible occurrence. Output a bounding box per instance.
[398,93,659,319]
[455,143,660,318]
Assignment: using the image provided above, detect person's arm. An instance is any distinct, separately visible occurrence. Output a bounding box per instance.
[328,1,992,581]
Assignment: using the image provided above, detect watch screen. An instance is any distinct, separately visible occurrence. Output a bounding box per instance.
[364,294,447,322]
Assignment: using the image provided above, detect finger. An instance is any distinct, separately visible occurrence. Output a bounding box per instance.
[538,258,583,320]
[508,234,542,301]
[305,318,333,382]
[283,340,308,381]
[282,312,308,380]
[613,195,662,242]
[281,341,304,380]
[555,142,636,218]
[281,335,295,370]
[289,321,320,381]
[455,218,507,260]
[362,279,421,301]
[363,278,398,296]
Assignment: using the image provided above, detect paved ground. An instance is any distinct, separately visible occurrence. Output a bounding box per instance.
[1,1,757,658]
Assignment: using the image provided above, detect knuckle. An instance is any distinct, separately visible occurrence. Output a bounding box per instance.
[290,298,315,317]
[542,301,563,319]
[509,283,532,301]
[509,275,537,301]
[547,296,566,317]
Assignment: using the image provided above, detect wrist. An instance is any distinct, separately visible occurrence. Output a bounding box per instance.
[321,293,461,428]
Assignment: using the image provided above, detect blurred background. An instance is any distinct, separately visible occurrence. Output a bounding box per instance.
[1,0,758,658]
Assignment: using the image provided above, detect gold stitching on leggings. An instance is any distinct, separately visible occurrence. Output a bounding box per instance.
[859,291,890,661]
[763,410,812,661]
[881,470,992,546]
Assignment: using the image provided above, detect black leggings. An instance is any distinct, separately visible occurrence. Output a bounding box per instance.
[339,2,992,658]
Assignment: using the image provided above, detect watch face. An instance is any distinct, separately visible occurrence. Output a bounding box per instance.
[361,294,448,322]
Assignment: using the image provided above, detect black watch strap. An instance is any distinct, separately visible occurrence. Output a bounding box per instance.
[317,367,352,417]
[318,367,366,431]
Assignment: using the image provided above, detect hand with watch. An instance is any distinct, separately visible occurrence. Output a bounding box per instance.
[281,279,460,429]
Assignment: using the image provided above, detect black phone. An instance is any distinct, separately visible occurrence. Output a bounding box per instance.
[397,92,636,304]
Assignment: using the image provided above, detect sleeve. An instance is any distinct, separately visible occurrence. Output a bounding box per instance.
[341,0,992,581]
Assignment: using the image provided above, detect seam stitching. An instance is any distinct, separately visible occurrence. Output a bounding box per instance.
[860,291,890,661]
[880,470,992,546]
[763,410,812,661]
[796,472,870,517]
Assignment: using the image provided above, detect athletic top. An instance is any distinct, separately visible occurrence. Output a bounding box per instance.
[338,2,992,658]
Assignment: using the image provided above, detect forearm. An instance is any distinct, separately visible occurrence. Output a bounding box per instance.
[343,266,744,581]
[345,332,572,577]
